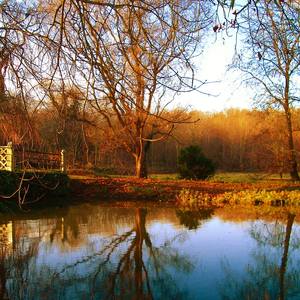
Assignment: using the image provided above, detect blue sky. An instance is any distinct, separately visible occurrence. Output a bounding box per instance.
[175,28,254,112]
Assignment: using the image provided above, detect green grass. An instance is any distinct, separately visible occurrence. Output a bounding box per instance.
[209,172,291,183]
[70,171,293,184]
[150,172,292,183]
[69,174,96,180]
[149,173,179,180]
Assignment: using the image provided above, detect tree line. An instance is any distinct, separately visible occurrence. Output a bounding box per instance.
[1,102,300,175]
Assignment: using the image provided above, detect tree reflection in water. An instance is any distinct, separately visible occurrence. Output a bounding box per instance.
[5,205,300,299]
[220,211,300,300]
[176,208,214,230]
[54,208,193,299]
[0,246,8,300]
[0,208,193,299]
[0,223,40,300]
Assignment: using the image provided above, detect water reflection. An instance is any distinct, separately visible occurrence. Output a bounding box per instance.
[220,212,300,300]
[78,208,194,299]
[176,208,214,230]
[0,204,300,299]
[0,206,194,299]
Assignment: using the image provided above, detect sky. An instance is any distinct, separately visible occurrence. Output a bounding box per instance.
[174,32,254,112]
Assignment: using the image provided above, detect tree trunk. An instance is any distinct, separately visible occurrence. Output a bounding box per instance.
[285,110,299,180]
[135,141,150,179]
[135,151,148,178]
[0,74,5,97]
[0,261,6,300]
[134,208,147,298]
[82,124,90,166]
[0,54,8,97]
[279,213,295,300]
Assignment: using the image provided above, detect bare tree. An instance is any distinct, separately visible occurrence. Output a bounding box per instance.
[0,0,53,146]
[234,0,300,180]
[40,0,212,178]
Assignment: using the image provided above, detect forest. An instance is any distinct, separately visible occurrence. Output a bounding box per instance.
[1,105,300,176]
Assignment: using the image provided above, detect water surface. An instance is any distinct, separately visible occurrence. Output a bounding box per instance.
[1,203,300,299]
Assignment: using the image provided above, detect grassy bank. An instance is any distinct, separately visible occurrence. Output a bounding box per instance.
[89,171,294,183]
[1,171,299,212]
[69,172,300,203]
[176,189,300,208]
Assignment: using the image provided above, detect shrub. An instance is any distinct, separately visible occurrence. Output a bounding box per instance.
[178,145,215,180]
[176,189,212,207]
[176,188,300,208]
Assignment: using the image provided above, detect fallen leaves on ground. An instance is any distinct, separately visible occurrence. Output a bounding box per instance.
[69,176,300,202]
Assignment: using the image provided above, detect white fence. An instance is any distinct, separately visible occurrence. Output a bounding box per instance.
[0,142,65,172]
[0,142,14,171]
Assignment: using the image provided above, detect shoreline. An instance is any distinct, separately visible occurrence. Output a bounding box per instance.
[69,176,300,200]
[1,175,300,213]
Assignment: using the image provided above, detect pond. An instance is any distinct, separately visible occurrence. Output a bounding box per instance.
[0,203,300,299]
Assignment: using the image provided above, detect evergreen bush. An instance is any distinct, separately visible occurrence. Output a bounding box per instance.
[178,145,215,180]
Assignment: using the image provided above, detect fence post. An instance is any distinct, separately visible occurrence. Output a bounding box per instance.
[60,149,65,172]
[7,142,14,172]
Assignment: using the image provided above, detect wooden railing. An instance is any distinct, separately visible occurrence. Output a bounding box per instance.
[0,143,65,172]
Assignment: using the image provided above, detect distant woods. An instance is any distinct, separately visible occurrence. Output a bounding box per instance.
[1,107,299,176]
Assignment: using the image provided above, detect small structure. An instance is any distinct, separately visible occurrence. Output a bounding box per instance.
[0,142,14,171]
[0,142,65,172]
[0,222,13,250]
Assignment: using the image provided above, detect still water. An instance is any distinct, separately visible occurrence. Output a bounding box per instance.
[0,203,300,300]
